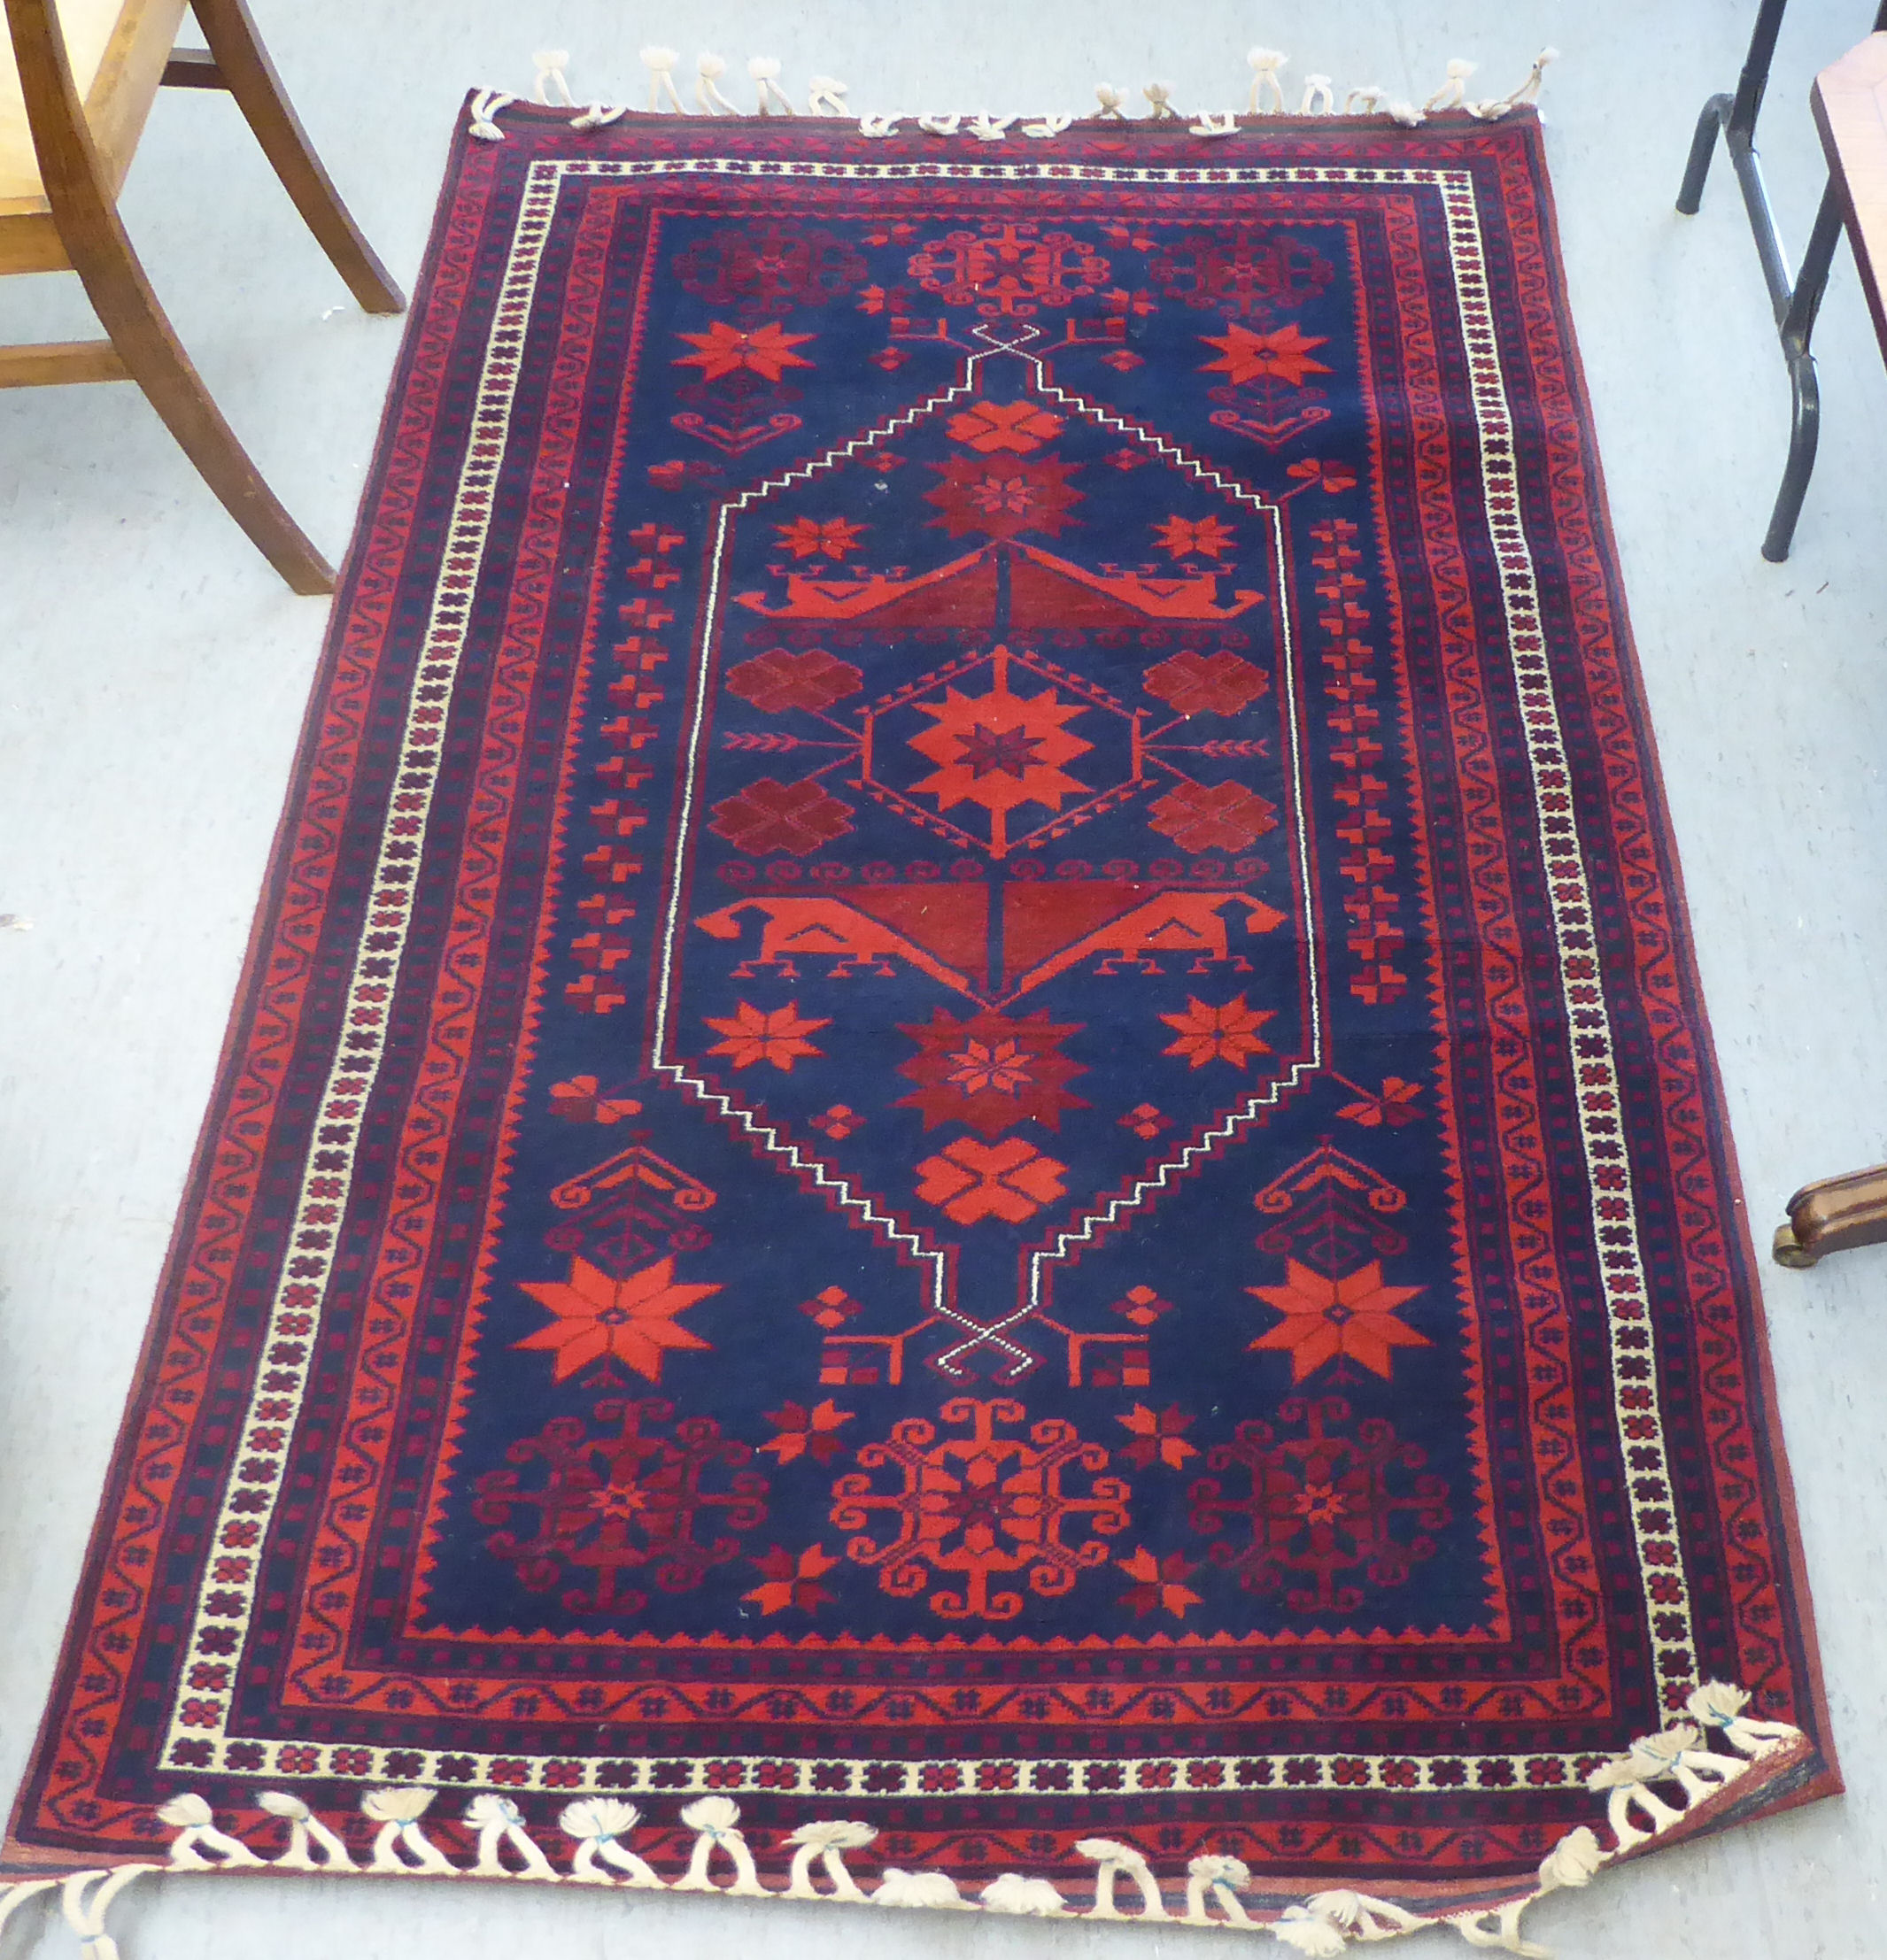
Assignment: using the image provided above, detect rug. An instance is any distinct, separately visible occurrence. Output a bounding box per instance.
[3,96,1837,1954]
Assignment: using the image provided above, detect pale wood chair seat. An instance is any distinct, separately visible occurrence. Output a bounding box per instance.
[1,0,182,231]
[1,0,403,589]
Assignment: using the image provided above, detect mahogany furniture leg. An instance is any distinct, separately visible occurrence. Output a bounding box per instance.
[4,0,334,592]
[1774,1166,1887,1267]
[186,0,404,314]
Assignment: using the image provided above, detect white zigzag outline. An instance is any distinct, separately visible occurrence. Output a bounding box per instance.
[652,325,1320,1379]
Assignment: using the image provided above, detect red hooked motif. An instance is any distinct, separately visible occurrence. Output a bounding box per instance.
[909,220,1112,318]
[831,1399,1131,1621]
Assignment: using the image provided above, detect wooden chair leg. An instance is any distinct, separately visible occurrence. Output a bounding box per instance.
[97,235,336,592]
[4,0,334,591]
[189,0,405,315]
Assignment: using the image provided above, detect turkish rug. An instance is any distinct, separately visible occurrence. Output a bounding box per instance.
[4,103,1837,1954]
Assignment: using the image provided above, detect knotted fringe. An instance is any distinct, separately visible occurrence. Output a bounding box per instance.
[1078,1837,1169,1920]
[1469,47,1560,119]
[1423,58,1477,112]
[258,1792,354,1871]
[530,50,573,107]
[695,53,739,114]
[465,89,512,141]
[361,1786,457,1875]
[0,1866,158,1960]
[781,1819,876,1902]
[562,1800,666,1887]
[23,1686,1784,1958]
[670,1796,769,1897]
[461,47,1558,142]
[1185,1856,1256,1927]
[1247,47,1288,113]
[640,47,685,113]
[153,1794,261,1869]
[747,57,794,115]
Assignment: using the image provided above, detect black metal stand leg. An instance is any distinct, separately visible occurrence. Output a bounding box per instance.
[1764,181,1844,560]
[1767,357,1822,561]
[1676,0,1791,210]
[1677,93,1735,213]
[1673,0,1847,559]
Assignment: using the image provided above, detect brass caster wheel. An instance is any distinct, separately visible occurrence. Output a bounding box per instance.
[1772,1223,1818,1270]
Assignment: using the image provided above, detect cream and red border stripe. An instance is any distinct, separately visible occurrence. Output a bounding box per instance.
[162,151,1694,1789]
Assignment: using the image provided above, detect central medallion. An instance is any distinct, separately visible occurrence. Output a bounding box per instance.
[861,637,1142,860]
[904,647,1094,855]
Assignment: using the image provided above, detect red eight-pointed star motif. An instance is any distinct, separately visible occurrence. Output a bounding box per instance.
[1245,1259,1430,1381]
[1160,994,1275,1069]
[1199,320,1333,390]
[905,651,1093,856]
[703,1000,830,1072]
[673,319,816,382]
[924,454,1085,542]
[1154,514,1237,559]
[515,1254,721,1384]
[776,517,866,559]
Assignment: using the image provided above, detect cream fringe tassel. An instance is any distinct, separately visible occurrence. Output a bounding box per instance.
[462,46,1559,142]
[0,1685,1805,1959]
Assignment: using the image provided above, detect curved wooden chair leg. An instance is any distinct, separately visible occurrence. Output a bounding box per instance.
[189,0,404,314]
[4,0,334,591]
[97,235,336,591]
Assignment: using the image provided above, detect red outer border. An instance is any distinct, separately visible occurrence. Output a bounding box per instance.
[1520,119,1839,1809]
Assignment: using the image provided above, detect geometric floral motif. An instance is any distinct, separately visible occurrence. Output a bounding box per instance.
[1188,1396,1450,1614]
[1146,778,1278,851]
[673,221,867,319]
[726,646,864,712]
[1142,649,1269,716]
[708,777,855,854]
[831,1398,1129,1621]
[907,220,1111,319]
[473,1399,767,1615]
[895,1007,1088,1136]
[912,1136,1070,1224]
[1147,226,1334,320]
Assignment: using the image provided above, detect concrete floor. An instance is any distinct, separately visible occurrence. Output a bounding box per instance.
[3,2,1886,1955]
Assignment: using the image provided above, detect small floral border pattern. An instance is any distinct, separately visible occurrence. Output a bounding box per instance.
[0,1686,1805,1959]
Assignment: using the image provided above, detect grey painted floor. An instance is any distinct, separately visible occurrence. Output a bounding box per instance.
[3,3,1885,1955]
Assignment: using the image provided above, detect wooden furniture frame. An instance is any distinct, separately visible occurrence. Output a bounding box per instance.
[1771,35,1887,1268]
[1,0,403,592]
